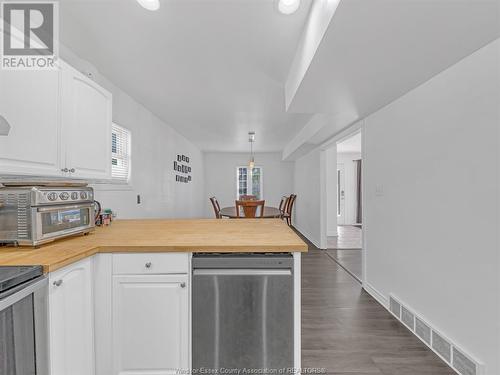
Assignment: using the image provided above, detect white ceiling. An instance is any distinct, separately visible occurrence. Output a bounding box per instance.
[286,0,500,116]
[59,0,313,152]
[59,0,500,156]
[283,0,500,159]
[337,132,361,154]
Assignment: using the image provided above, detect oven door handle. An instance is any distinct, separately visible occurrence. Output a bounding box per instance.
[36,203,92,213]
[0,277,48,311]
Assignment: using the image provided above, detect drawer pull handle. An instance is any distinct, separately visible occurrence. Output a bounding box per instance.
[53,280,63,287]
[180,282,186,288]
[145,262,152,269]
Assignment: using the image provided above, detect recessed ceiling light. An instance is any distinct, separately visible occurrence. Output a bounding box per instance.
[137,0,160,11]
[278,0,300,15]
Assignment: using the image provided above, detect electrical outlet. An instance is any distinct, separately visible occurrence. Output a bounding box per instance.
[375,184,384,197]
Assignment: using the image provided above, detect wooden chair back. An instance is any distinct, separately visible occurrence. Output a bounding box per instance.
[279,196,289,214]
[235,200,265,218]
[239,195,257,201]
[283,194,296,226]
[209,197,222,219]
[287,194,297,215]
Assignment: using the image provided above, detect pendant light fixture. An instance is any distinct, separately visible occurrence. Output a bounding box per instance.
[248,131,256,171]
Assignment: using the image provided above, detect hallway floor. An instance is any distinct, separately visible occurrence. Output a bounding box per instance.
[327,225,362,281]
[300,236,455,375]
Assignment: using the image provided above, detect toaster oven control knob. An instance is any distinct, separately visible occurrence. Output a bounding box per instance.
[47,192,58,201]
[59,192,69,200]
[80,191,88,200]
[71,192,79,200]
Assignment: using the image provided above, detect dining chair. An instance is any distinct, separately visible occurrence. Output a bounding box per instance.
[240,195,257,201]
[209,197,222,219]
[235,200,265,218]
[278,195,289,218]
[283,194,296,226]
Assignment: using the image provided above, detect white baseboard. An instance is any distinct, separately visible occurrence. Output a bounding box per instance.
[292,224,320,249]
[363,282,388,308]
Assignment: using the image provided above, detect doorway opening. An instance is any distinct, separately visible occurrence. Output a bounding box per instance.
[327,131,363,282]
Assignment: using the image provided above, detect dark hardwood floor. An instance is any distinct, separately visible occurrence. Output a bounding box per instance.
[300,235,455,375]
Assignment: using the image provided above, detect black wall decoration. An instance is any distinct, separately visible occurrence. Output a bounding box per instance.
[174,154,192,183]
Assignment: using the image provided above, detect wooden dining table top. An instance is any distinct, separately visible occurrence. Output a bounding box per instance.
[219,206,282,218]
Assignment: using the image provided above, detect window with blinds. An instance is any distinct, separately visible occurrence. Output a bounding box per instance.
[111,123,131,181]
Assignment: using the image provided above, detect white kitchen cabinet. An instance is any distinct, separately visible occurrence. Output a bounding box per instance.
[0,67,62,176]
[0,60,112,179]
[61,62,112,179]
[48,257,95,375]
[112,274,189,375]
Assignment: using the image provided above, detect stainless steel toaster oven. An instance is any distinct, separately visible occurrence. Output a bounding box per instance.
[0,186,95,246]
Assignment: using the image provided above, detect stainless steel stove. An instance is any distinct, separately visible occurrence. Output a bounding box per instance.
[0,265,48,375]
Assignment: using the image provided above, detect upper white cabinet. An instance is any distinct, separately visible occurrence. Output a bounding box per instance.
[0,60,112,179]
[0,68,62,176]
[48,257,95,375]
[61,62,112,179]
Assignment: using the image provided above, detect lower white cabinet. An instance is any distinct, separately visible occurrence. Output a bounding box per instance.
[48,257,95,375]
[112,274,189,375]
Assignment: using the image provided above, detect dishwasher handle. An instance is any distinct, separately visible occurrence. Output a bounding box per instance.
[193,269,292,276]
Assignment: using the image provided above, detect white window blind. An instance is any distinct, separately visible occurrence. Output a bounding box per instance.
[111,123,131,181]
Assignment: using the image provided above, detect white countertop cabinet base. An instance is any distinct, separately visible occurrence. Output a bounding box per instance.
[48,258,95,375]
[112,274,189,375]
[49,252,300,375]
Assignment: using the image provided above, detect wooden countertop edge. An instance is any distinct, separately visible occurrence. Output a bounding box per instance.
[0,219,309,273]
[39,244,308,273]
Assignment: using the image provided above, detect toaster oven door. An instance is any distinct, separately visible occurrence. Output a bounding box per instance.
[34,203,94,243]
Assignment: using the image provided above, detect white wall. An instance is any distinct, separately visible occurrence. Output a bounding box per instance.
[293,149,323,248]
[203,152,294,217]
[364,39,499,374]
[337,152,361,225]
[325,146,337,237]
[60,46,204,219]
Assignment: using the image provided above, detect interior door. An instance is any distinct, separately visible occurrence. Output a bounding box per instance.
[337,164,346,225]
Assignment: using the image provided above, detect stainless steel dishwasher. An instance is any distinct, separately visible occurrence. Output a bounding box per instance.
[192,253,294,371]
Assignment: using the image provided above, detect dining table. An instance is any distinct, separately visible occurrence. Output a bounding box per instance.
[219,206,282,219]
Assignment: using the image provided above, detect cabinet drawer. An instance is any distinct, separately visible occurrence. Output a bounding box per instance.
[112,253,189,275]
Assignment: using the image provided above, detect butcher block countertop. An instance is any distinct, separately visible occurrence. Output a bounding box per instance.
[0,219,308,273]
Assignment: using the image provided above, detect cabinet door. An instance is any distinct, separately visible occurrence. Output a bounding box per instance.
[112,275,189,375]
[0,68,62,176]
[62,62,112,179]
[49,258,95,375]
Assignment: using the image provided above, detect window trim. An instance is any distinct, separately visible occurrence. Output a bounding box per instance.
[111,122,132,183]
[235,166,264,200]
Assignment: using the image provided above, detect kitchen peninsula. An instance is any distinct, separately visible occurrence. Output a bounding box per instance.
[0,219,307,375]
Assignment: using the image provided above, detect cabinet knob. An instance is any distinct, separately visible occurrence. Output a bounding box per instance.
[69,168,76,173]
[61,168,69,173]
[145,262,152,269]
[180,282,186,288]
[53,279,63,287]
